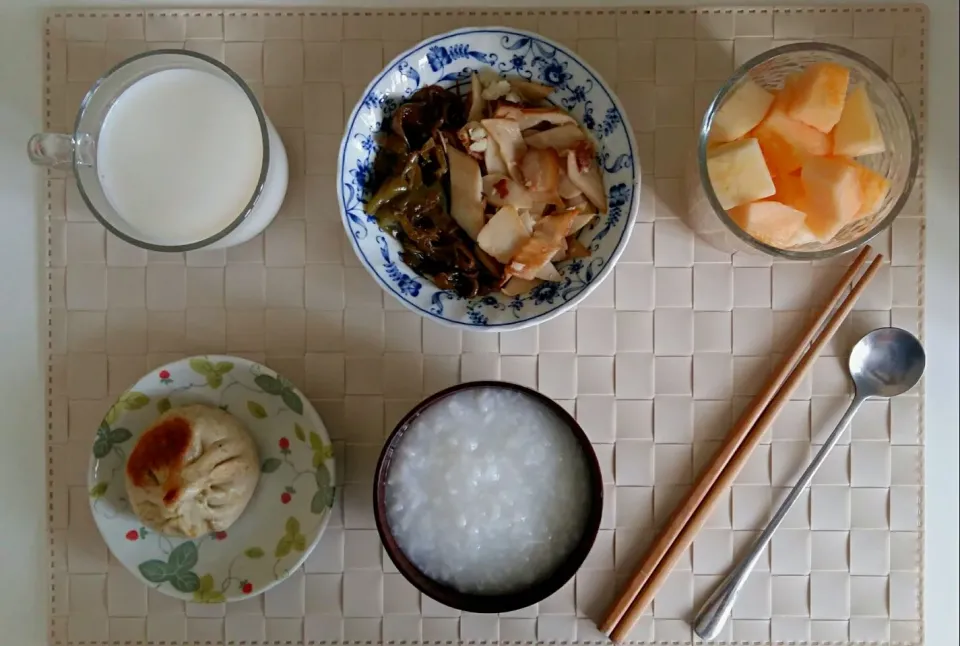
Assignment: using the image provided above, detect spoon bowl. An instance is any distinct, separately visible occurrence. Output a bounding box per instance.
[849,327,926,398]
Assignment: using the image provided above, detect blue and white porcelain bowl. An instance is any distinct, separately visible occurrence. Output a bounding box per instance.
[337,28,640,330]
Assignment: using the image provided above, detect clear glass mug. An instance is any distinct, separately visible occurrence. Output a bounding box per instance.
[28,49,288,252]
[684,42,919,259]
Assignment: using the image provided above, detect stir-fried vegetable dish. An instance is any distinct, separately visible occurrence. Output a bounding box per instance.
[364,70,608,298]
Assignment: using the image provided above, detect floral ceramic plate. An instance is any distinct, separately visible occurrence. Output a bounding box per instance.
[87,355,336,602]
[338,27,640,330]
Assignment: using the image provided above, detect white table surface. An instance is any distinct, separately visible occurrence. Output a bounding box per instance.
[0,1,955,644]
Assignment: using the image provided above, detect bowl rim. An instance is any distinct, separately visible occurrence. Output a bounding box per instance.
[697,41,920,260]
[337,26,640,331]
[372,380,604,613]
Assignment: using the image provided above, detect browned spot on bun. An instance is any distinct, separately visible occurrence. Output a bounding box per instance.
[163,487,181,505]
[126,416,192,499]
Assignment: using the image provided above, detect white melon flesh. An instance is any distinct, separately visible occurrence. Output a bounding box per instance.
[710,78,775,143]
[706,138,776,210]
[832,84,886,157]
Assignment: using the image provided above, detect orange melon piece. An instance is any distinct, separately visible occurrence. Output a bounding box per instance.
[752,80,831,176]
[800,156,863,241]
[786,62,850,133]
[729,200,807,248]
[772,172,808,213]
[771,73,802,111]
[841,157,891,218]
[774,174,819,247]
[753,112,831,177]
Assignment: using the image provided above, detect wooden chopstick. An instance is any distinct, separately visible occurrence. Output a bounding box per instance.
[598,245,872,634]
[602,247,880,641]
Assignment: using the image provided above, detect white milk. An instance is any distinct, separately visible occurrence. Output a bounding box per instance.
[97,68,286,247]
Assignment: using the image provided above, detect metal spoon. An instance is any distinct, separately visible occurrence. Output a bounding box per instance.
[693,327,925,641]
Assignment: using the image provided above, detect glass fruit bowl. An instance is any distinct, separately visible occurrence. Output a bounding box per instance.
[684,42,919,260]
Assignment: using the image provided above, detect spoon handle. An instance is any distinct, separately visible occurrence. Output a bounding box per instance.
[693,395,866,641]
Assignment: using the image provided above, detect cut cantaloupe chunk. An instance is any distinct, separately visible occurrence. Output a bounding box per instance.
[841,157,891,218]
[800,156,863,241]
[729,200,807,248]
[707,138,776,210]
[752,81,831,177]
[789,224,821,247]
[786,62,850,133]
[768,72,802,116]
[832,84,886,157]
[772,172,808,213]
[753,112,831,177]
[711,78,775,143]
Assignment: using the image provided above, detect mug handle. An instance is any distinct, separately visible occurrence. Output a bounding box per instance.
[27,132,95,170]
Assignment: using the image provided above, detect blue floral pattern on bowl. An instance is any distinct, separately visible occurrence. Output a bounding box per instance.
[337,28,640,330]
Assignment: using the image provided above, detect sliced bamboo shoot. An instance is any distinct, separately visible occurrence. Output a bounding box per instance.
[476,205,531,264]
[482,174,534,209]
[481,118,527,183]
[502,276,543,296]
[524,123,587,152]
[446,146,485,240]
[565,149,607,212]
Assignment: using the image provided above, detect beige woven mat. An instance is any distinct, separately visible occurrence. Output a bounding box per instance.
[44,5,927,645]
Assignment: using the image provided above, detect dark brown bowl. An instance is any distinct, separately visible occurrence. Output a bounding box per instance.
[373,380,603,614]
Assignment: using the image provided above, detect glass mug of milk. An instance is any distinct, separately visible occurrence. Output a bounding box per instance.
[28,50,287,251]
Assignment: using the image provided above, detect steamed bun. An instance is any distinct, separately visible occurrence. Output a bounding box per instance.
[125,404,260,538]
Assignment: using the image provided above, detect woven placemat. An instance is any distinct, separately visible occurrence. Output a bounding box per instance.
[44,5,927,645]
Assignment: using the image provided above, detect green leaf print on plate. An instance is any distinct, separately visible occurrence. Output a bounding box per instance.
[261,426,334,515]
[92,420,134,458]
[89,482,109,499]
[104,391,150,425]
[139,559,168,583]
[156,397,172,414]
[309,431,334,470]
[92,427,112,459]
[261,458,282,473]
[109,428,132,443]
[274,517,307,558]
[192,574,226,603]
[244,547,265,559]
[311,465,335,514]
[254,374,284,395]
[168,541,199,571]
[189,358,234,389]
[138,541,201,593]
[281,389,303,415]
[254,374,304,415]
[122,392,150,409]
[169,570,201,593]
[247,401,268,419]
